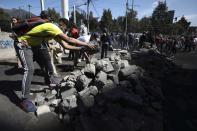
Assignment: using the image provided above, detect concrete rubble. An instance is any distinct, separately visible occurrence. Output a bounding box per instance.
[30,48,177,131]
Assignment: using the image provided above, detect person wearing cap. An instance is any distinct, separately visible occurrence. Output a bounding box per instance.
[16,11,95,112]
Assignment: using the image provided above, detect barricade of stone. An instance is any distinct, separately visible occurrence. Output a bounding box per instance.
[32,48,173,131]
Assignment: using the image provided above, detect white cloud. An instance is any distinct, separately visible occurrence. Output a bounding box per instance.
[138,1,159,18]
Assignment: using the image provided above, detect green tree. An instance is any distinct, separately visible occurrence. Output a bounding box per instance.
[174,16,191,35]
[47,8,61,23]
[126,10,138,33]
[70,10,86,27]
[100,9,113,31]
[89,11,99,32]
[111,18,121,32]
[139,16,152,32]
[151,1,172,34]
[0,8,11,32]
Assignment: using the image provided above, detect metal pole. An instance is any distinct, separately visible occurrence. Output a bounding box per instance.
[40,0,45,11]
[131,0,134,33]
[125,0,128,35]
[73,5,76,24]
[28,4,32,18]
[125,0,128,49]
[87,0,90,33]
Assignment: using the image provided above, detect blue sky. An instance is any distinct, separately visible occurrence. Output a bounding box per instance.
[0,0,197,26]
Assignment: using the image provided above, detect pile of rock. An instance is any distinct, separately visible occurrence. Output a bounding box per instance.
[32,49,173,131]
[56,49,166,131]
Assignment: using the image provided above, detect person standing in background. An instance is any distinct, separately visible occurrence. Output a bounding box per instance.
[79,20,88,36]
[100,28,111,59]
[10,17,22,69]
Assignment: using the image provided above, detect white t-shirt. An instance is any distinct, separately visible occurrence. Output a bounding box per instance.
[80,24,88,36]
[194,37,197,44]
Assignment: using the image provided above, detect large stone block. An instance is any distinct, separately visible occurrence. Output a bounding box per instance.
[84,64,96,78]
[79,95,95,109]
[94,71,107,89]
[118,50,128,56]
[119,60,130,68]
[102,80,117,93]
[118,65,141,80]
[79,86,98,97]
[62,95,78,109]
[36,105,51,116]
[75,75,92,91]
[107,74,119,85]
[110,53,121,61]
[70,70,83,77]
[61,88,77,99]
[126,74,139,87]
[64,80,75,89]
[95,59,114,73]
[33,93,46,106]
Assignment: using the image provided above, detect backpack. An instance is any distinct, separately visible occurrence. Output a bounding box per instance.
[12,17,46,36]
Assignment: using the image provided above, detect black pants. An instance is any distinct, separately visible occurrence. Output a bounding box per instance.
[32,43,54,82]
[101,44,109,59]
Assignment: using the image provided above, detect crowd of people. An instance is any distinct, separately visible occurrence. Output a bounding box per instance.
[107,31,197,56]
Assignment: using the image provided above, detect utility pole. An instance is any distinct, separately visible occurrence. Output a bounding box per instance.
[73,5,76,24]
[40,0,45,11]
[61,0,69,20]
[28,4,32,18]
[87,0,90,33]
[131,0,134,32]
[125,0,128,49]
[125,0,128,35]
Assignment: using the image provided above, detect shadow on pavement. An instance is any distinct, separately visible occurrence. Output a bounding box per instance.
[0,61,16,66]
[0,80,22,105]
[5,67,23,75]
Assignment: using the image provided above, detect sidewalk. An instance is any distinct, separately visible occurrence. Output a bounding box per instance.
[0,48,16,62]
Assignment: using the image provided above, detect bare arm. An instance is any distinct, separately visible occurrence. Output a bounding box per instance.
[58,33,89,47]
[54,37,81,50]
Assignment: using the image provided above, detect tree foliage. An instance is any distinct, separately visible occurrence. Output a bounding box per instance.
[100,9,113,31]
[0,8,11,32]
[47,8,61,23]
[174,16,191,35]
[151,1,172,34]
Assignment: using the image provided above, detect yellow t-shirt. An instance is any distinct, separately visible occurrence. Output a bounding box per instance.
[17,23,63,46]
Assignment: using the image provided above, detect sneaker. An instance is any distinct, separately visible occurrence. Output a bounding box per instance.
[20,99,37,112]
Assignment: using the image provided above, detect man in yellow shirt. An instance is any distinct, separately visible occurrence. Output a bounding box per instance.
[17,21,94,112]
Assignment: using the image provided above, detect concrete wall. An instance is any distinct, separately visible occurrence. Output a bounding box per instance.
[0,32,14,48]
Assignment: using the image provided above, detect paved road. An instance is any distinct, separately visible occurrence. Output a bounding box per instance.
[0,49,77,131]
